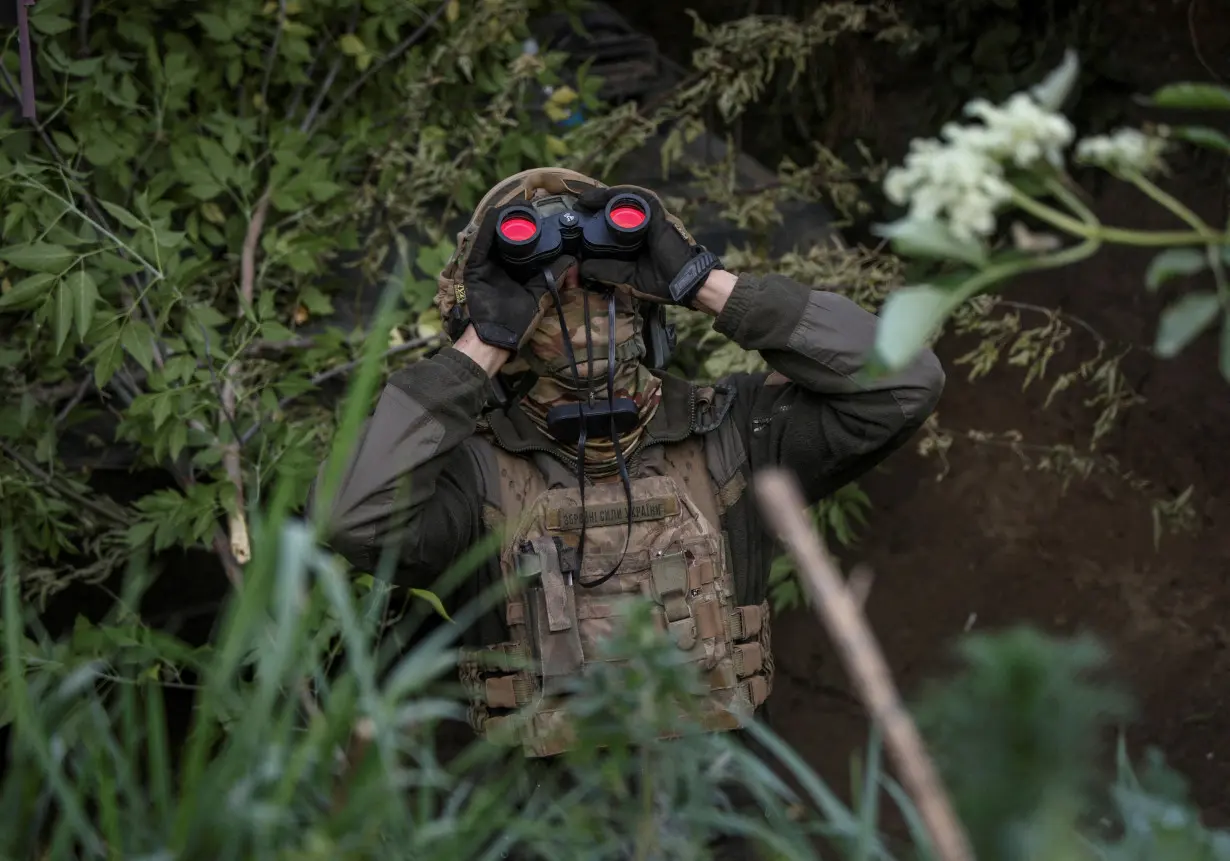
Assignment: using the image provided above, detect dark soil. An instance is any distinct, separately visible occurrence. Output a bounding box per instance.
[662,0,1230,828]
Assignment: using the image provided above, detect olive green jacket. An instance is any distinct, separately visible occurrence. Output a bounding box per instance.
[309,272,944,645]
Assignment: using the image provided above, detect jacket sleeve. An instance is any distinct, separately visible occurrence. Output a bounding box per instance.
[306,347,491,590]
[713,272,945,504]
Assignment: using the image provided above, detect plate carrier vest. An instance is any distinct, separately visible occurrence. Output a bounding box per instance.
[458,400,775,758]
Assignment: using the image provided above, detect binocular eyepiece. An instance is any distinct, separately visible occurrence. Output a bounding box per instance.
[493,192,652,276]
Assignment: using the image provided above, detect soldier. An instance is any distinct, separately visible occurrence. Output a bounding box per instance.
[310,167,944,761]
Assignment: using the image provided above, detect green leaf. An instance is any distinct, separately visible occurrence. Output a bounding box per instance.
[874,284,955,372]
[52,278,74,353]
[164,355,197,385]
[188,303,228,328]
[1169,125,1230,154]
[122,322,156,372]
[308,181,343,203]
[194,12,232,40]
[100,201,145,231]
[0,243,75,273]
[167,420,189,460]
[90,334,126,387]
[152,393,173,430]
[299,286,334,315]
[871,218,988,268]
[410,589,453,622]
[0,273,57,309]
[1145,248,1208,291]
[30,13,75,35]
[1154,292,1220,358]
[339,34,366,56]
[260,321,295,342]
[66,270,99,339]
[1146,83,1230,111]
[126,521,157,548]
[153,226,187,250]
[197,138,235,185]
[51,131,79,155]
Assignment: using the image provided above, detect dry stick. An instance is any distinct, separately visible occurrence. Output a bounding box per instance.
[219,188,273,568]
[753,468,974,861]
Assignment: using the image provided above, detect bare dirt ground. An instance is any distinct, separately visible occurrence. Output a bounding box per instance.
[758,0,1230,824]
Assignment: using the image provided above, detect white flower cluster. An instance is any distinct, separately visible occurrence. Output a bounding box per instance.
[1075,128,1168,176]
[884,92,1076,242]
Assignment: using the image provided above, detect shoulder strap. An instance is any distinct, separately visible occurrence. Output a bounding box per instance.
[692,385,750,519]
[466,432,548,539]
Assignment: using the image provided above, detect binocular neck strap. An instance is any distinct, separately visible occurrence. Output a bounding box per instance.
[582,289,635,590]
[541,269,635,587]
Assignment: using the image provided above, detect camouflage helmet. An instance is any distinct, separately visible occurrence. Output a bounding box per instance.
[434,167,610,336]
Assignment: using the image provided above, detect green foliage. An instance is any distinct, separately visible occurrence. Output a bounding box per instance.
[5,512,1230,859]
[0,0,590,592]
[916,628,1133,861]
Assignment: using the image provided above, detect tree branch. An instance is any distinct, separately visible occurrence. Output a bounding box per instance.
[54,375,94,427]
[308,0,450,134]
[754,468,974,861]
[218,188,274,569]
[237,334,444,446]
[1,441,129,528]
[260,0,289,110]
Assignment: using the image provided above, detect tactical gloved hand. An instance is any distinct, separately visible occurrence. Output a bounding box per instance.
[573,186,724,308]
[461,207,576,353]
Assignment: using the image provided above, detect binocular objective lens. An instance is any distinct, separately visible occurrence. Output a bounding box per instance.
[608,205,646,229]
[499,216,538,242]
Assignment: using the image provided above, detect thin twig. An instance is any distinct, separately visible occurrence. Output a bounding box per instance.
[298,334,442,390]
[54,375,93,426]
[199,324,246,451]
[300,7,361,133]
[77,0,93,57]
[237,334,444,446]
[754,469,974,861]
[309,0,450,134]
[1,441,128,527]
[1188,0,1225,84]
[260,0,289,110]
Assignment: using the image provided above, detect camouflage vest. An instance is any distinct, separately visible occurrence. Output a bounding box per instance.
[458,407,774,758]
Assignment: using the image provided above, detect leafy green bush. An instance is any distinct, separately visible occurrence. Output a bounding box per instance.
[0,0,598,595]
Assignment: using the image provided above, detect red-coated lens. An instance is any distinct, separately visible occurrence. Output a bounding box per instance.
[498,216,537,242]
[608,205,646,229]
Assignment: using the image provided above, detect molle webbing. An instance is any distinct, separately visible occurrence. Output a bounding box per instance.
[458,433,774,758]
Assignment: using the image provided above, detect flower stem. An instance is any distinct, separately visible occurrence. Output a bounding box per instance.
[1044,177,1097,226]
[1009,187,1221,246]
[1123,170,1212,235]
[1209,244,1229,309]
[940,237,1103,325]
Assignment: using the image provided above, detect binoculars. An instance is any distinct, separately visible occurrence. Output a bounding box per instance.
[493,192,652,277]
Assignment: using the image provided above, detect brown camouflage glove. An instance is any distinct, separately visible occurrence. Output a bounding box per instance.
[572,185,724,308]
[461,207,576,353]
